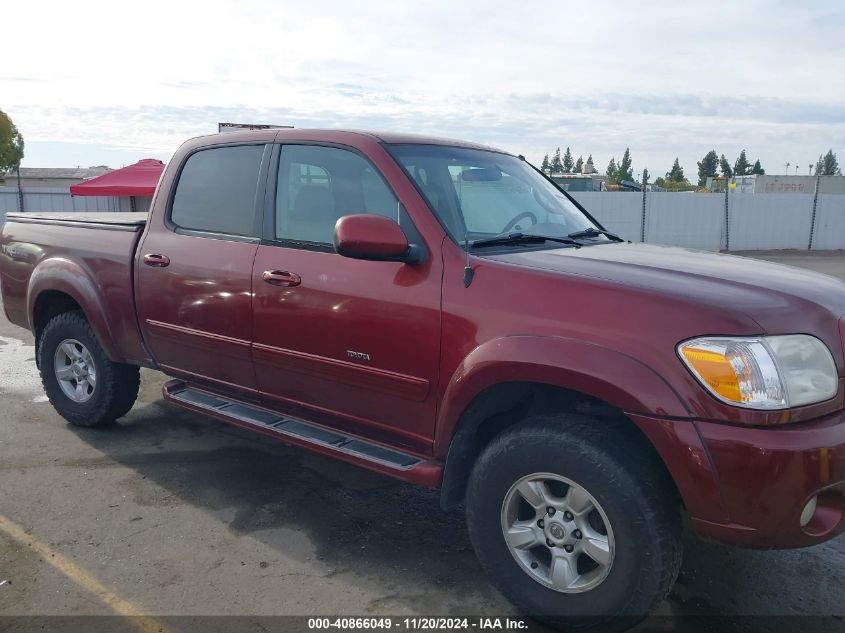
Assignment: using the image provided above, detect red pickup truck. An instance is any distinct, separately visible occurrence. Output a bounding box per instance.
[2,129,844,628]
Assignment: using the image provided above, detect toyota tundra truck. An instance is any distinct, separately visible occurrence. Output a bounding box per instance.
[2,129,844,629]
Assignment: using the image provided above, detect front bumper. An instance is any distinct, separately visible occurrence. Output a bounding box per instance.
[631,409,845,548]
[693,409,845,548]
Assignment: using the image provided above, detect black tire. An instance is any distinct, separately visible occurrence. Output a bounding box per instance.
[465,413,682,632]
[37,310,140,427]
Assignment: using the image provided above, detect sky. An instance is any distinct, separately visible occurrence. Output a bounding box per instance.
[3,0,844,178]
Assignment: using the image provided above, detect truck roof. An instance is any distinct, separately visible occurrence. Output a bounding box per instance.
[192,128,508,154]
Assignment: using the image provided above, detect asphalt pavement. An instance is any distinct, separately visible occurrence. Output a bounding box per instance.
[1,251,844,632]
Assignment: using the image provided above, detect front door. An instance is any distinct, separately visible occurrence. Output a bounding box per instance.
[251,143,442,452]
[136,143,268,393]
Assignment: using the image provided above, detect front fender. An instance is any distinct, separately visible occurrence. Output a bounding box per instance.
[28,257,123,361]
[434,335,691,458]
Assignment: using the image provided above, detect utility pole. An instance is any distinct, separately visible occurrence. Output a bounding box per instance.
[808,172,822,250]
[724,176,730,251]
[15,161,24,212]
[640,169,648,242]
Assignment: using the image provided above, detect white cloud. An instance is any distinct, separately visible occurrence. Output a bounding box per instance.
[3,0,844,175]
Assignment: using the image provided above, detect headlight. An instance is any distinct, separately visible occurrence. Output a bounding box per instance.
[678,335,837,410]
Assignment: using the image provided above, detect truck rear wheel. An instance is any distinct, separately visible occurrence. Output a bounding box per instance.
[465,414,682,631]
[38,311,140,427]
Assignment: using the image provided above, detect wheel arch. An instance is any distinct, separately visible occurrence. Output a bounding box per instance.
[436,336,692,511]
[28,258,123,363]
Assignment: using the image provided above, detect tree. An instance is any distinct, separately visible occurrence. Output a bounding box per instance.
[734,149,751,176]
[642,167,650,184]
[585,154,595,174]
[0,109,24,176]
[655,173,696,192]
[816,149,841,176]
[697,150,719,187]
[550,147,563,173]
[541,154,550,172]
[751,159,765,175]
[562,147,574,173]
[574,155,583,174]
[719,154,733,178]
[666,157,685,182]
[616,147,633,182]
[606,157,617,183]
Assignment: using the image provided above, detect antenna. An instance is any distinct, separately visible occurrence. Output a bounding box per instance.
[463,234,475,288]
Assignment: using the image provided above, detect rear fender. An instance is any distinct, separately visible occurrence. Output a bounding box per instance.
[27,257,123,361]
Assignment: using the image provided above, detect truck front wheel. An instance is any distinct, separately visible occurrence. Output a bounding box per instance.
[38,310,140,427]
[465,414,682,631]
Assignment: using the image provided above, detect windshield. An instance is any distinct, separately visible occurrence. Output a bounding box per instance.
[387,144,602,247]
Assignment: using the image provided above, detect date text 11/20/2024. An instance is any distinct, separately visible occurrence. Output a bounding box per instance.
[307,618,529,630]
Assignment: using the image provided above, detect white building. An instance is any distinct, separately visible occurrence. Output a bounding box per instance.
[732,174,845,194]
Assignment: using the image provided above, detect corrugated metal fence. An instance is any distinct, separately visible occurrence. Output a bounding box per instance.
[571,191,845,251]
[0,187,152,220]
[1,186,843,252]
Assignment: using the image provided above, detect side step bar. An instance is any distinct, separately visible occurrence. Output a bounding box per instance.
[162,381,443,486]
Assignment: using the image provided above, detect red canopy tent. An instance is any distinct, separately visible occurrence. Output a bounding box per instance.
[70,158,165,198]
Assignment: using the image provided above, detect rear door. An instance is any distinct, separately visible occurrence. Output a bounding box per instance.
[136,142,269,394]
[250,142,443,452]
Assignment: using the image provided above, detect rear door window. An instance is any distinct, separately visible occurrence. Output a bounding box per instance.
[171,145,264,237]
[275,145,399,244]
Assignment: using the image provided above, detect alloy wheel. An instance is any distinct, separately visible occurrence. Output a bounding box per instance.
[501,472,614,593]
[53,338,97,403]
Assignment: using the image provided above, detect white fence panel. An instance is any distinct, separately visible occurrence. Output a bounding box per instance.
[728,193,814,250]
[570,192,643,242]
[21,188,77,212]
[811,194,845,250]
[0,187,151,221]
[2,185,844,251]
[0,187,20,220]
[645,193,724,250]
[118,196,153,213]
[74,195,122,212]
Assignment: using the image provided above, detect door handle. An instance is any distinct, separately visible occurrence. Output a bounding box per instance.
[263,270,301,287]
[143,253,170,267]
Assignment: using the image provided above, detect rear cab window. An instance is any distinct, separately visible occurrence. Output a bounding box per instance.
[170,144,265,238]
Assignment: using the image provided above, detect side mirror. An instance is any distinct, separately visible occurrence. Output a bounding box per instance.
[334,214,422,263]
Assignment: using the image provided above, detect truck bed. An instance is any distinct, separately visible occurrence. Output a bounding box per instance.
[0,212,150,366]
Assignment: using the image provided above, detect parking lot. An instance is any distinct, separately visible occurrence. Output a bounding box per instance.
[1,251,844,631]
